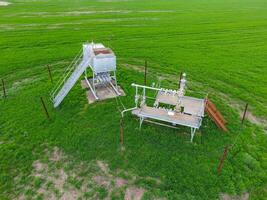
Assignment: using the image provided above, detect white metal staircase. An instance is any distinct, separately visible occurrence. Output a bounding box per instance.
[50,49,91,107]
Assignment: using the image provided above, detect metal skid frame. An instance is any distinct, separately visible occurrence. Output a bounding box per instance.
[84,67,121,100]
[138,116,197,143]
[122,83,203,142]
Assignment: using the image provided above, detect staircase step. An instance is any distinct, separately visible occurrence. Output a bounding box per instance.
[52,58,90,107]
[205,98,228,132]
[205,106,228,132]
[206,99,227,124]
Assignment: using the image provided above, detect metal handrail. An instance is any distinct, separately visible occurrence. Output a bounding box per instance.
[50,48,82,96]
[131,83,171,92]
[50,48,83,100]
[51,53,82,97]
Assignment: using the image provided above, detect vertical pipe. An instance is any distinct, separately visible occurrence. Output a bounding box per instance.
[1,79,6,98]
[40,97,50,119]
[242,103,249,124]
[135,86,138,107]
[142,87,146,105]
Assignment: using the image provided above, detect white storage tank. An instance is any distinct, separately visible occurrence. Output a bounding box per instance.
[92,48,116,73]
[82,43,116,73]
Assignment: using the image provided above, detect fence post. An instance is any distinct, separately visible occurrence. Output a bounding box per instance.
[241,103,248,124]
[47,65,53,83]
[178,72,183,89]
[217,145,230,174]
[40,97,50,119]
[1,79,7,98]
[144,60,147,86]
[120,117,125,151]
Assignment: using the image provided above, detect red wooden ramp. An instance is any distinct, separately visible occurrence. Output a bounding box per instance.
[205,99,228,132]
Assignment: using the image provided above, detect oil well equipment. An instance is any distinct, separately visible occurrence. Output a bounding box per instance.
[50,42,121,107]
[122,74,206,142]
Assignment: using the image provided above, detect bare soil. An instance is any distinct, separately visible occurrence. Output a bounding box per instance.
[16,146,162,199]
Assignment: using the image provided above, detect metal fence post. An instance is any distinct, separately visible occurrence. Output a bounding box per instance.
[120,117,125,151]
[47,65,53,83]
[144,60,147,86]
[1,79,7,98]
[178,72,183,89]
[217,145,230,174]
[242,103,248,124]
[40,97,50,119]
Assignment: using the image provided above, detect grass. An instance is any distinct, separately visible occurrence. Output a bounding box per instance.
[0,0,267,199]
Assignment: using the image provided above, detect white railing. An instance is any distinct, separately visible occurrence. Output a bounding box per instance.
[50,48,83,101]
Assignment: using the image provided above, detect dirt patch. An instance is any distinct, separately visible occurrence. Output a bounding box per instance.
[16,148,83,199]
[124,187,145,200]
[97,160,109,174]
[0,1,10,6]
[51,169,68,192]
[15,146,162,200]
[223,93,267,130]
[115,177,128,187]
[220,192,249,200]
[93,175,110,187]
[123,63,145,73]
[49,146,63,162]
[81,79,126,104]
[240,110,267,128]
[32,160,48,175]
[9,78,36,93]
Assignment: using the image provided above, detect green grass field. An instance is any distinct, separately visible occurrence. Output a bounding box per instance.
[0,0,267,199]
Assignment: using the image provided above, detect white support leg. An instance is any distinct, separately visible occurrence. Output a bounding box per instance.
[141,88,146,106]
[84,76,99,100]
[139,117,144,130]
[113,71,118,89]
[108,71,121,95]
[135,86,139,107]
[190,128,196,142]
[109,80,121,95]
[93,73,97,94]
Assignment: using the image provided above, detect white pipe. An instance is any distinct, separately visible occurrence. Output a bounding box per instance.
[131,83,165,92]
[109,81,121,95]
[84,76,99,100]
[121,107,137,117]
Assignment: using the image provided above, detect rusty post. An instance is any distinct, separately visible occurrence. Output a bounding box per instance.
[217,145,230,174]
[241,103,248,124]
[47,65,53,83]
[144,60,147,86]
[40,97,50,119]
[120,118,124,148]
[1,79,6,98]
[120,118,125,152]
